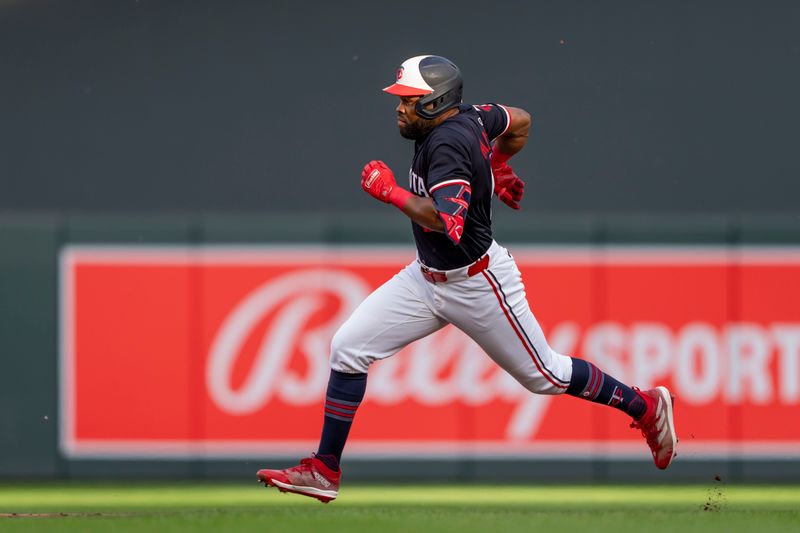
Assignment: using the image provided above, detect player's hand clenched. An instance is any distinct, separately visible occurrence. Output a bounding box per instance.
[361,160,414,210]
[361,160,397,203]
[493,163,525,210]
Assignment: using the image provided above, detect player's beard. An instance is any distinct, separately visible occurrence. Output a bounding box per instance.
[399,117,437,140]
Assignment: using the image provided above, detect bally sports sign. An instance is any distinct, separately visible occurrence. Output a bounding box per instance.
[59,246,800,459]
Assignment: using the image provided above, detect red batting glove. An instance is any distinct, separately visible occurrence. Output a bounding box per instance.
[361,160,413,209]
[493,163,525,210]
[491,148,525,209]
[491,148,512,169]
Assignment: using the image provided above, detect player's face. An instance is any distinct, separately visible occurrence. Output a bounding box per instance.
[395,96,437,140]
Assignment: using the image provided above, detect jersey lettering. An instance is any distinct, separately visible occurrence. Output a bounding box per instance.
[408,170,429,197]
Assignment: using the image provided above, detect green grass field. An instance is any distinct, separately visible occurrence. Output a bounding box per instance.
[1,483,799,532]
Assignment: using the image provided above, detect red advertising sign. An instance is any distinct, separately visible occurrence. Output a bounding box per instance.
[60,246,800,459]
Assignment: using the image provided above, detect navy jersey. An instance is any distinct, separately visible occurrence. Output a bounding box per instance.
[408,103,511,270]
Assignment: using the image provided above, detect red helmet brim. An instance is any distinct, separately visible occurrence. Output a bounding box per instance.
[382,83,433,96]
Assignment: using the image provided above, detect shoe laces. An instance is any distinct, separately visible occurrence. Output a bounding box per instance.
[630,418,659,449]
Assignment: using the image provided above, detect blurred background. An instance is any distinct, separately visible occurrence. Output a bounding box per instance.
[1,0,799,484]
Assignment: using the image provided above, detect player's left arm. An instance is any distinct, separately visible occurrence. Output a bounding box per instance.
[491,106,531,209]
[493,106,531,158]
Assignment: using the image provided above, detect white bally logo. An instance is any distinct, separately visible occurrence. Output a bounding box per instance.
[205,268,800,442]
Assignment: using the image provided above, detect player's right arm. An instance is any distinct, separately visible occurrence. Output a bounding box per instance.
[360,160,445,232]
[361,137,473,245]
[396,196,445,232]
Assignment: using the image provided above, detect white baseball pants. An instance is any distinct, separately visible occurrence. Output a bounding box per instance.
[330,241,573,395]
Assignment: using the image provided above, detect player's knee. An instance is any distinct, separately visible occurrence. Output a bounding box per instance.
[329,325,372,374]
[517,374,566,395]
[519,348,573,395]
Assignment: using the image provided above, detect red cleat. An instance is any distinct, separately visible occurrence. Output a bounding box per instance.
[630,386,678,470]
[257,455,341,503]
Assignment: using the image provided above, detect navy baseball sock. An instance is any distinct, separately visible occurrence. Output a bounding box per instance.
[566,358,647,419]
[316,370,368,471]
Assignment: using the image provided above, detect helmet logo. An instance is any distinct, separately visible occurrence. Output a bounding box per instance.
[396,67,404,81]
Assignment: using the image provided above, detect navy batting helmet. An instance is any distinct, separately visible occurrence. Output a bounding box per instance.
[383,55,463,120]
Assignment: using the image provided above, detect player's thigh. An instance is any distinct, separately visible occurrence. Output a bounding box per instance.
[446,254,572,394]
[330,264,445,373]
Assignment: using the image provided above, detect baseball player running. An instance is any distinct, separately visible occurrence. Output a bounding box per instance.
[257,55,677,503]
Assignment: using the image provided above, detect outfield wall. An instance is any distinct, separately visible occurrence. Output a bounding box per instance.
[2,212,800,482]
[3,0,800,215]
